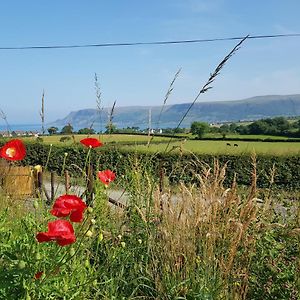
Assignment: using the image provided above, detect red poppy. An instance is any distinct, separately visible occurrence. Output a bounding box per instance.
[80,138,103,148]
[98,169,116,186]
[36,219,76,246]
[0,139,26,161]
[50,194,87,223]
[34,271,44,280]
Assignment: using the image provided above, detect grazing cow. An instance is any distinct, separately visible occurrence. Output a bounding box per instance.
[226,143,231,146]
[234,143,238,147]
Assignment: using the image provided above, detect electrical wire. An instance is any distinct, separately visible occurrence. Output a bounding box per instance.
[0,33,299,50]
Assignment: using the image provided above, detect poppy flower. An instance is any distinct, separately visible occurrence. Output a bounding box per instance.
[0,139,26,161]
[36,220,76,246]
[80,138,103,148]
[34,271,44,280]
[50,194,87,223]
[36,219,76,246]
[98,169,116,186]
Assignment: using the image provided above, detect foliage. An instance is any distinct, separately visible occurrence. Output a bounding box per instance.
[77,127,95,135]
[47,127,58,135]
[190,121,210,139]
[61,123,73,135]
[2,142,295,190]
[59,136,71,143]
[0,153,299,299]
[202,116,300,138]
[105,122,117,134]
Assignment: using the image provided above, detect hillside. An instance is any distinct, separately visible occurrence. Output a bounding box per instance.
[49,94,300,130]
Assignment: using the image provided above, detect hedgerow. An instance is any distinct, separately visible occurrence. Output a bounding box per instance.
[17,142,300,190]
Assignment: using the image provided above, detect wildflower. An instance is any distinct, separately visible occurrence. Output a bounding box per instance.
[34,165,42,172]
[36,219,76,246]
[34,271,44,280]
[138,239,142,244]
[80,137,103,148]
[0,139,26,161]
[121,241,126,248]
[50,194,87,223]
[98,169,116,186]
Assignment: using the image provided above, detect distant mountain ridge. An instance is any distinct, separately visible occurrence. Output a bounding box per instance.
[49,94,300,130]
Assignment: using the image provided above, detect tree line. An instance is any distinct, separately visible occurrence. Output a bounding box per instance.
[46,116,300,139]
[191,117,300,138]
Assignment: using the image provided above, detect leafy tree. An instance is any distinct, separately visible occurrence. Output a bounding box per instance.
[78,128,95,135]
[190,121,209,139]
[248,121,269,135]
[61,124,73,135]
[219,124,230,139]
[236,125,249,135]
[47,126,58,135]
[105,122,117,134]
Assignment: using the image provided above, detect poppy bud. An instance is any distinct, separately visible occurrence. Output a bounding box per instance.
[25,294,31,300]
[87,207,93,213]
[33,200,39,209]
[90,218,96,225]
[69,248,76,256]
[98,232,103,242]
[63,285,68,292]
[85,230,93,237]
[18,260,26,269]
[121,242,126,248]
[93,280,98,287]
[35,252,42,260]
[84,259,90,268]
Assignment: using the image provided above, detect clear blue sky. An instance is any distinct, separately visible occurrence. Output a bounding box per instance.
[0,0,300,124]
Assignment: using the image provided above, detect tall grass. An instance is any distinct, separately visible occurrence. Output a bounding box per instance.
[0,154,299,299]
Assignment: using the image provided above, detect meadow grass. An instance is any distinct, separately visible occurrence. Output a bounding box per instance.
[123,139,300,156]
[23,134,172,145]
[0,153,299,299]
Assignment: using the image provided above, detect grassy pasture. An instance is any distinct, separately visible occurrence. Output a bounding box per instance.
[23,133,171,145]
[123,139,300,156]
[21,134,300,155]
[208,133,299,140]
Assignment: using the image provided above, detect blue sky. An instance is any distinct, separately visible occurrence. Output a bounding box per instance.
[0,0,300,124]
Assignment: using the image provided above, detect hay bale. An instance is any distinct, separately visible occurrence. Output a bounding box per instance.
[0,164,34,198]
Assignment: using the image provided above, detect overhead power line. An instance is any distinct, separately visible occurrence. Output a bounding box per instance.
[0,33,299,51]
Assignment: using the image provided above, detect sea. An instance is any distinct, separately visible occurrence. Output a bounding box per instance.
[0,124,43,133]
[0,124,91,133]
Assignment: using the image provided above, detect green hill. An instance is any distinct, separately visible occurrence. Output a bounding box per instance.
[50,94,300,130]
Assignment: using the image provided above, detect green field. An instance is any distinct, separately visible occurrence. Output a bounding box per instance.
[123,139,300,156]
[21,134,300,156]
[24,134,171,145]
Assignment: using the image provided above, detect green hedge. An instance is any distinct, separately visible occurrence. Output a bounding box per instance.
[7,142,300,190]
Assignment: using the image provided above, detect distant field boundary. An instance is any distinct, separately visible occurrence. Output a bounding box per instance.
[7,142,298,190]
[195,137,300,143]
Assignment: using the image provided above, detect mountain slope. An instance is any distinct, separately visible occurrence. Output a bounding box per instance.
[49,94,300,130]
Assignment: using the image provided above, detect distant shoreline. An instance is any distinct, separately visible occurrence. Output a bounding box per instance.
[0,124,41,132]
